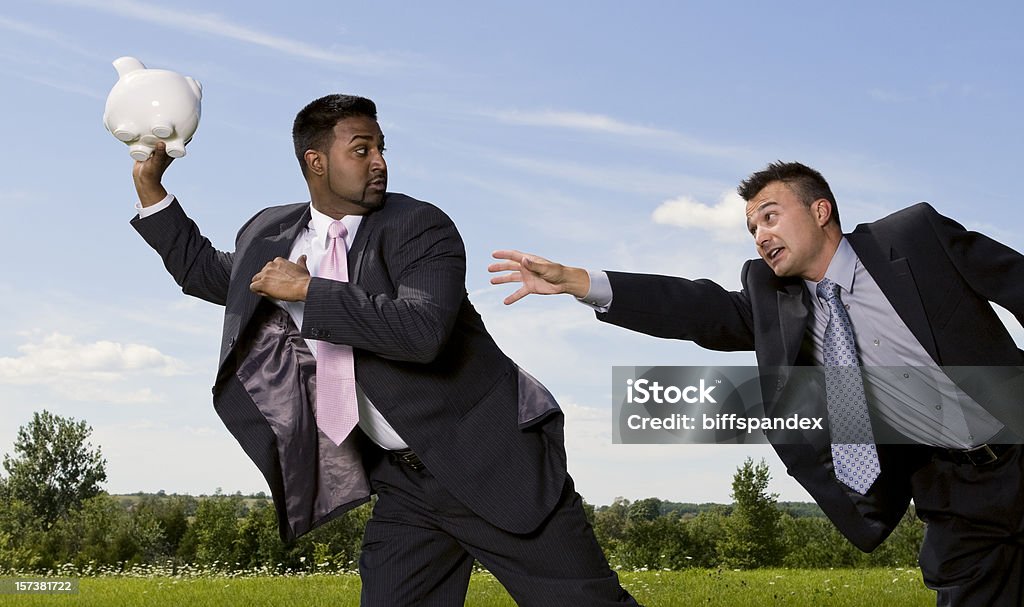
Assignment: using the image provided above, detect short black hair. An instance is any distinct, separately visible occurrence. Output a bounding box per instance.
[292,94,377,176]
[738,161,840,228]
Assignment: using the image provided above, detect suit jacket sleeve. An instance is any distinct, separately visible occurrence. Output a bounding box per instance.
[597,269,756,351]
[920,202,1024,324]
[301,202,465,363]
[131,198,237,306]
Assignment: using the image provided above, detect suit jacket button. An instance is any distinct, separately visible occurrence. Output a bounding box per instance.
[228,337,236,347]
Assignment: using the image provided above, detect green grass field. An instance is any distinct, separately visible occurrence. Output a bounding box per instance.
[0,568,934,606]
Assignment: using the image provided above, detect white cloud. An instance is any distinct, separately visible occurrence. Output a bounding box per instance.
[485,153,726,198]
[47,0,405,69]
[651,190,749,243]
[482,108,753,160]
[486,109,674,138]
[0,15,101,58]
[0,332,188,391]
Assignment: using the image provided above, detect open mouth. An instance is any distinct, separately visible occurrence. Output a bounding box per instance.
[767,247,784,262]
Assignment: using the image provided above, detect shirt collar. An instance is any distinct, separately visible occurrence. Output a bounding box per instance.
[308,204,363,248]
[805,237,857,297]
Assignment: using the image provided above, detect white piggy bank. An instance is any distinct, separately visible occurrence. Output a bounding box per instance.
[102,56,202,161]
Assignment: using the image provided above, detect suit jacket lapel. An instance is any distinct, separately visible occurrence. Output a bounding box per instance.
[848,232,939,362]
[762,281,811,411]
[777,282,810,367]
[219,205,310,372]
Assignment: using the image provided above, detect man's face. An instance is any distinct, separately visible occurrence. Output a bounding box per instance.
[744,181,831,281]
[321,115,388,212]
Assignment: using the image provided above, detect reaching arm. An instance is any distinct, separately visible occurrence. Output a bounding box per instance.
[488,249,592,304]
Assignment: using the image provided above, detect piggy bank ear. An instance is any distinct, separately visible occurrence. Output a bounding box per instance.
[186,77,202,100]
[113,56,146,77]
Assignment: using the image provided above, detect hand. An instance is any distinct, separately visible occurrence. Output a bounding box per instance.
[488,249,590,305]
[250,255,312,301]
[132,141,173,207]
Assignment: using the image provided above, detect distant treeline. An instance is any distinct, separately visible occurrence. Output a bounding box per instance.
[1,461,923,575]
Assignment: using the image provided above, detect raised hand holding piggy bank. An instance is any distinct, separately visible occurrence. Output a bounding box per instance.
[103,56,202,161]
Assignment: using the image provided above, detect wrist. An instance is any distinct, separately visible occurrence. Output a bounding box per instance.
[137,183,169,208]
[564,266,590,298]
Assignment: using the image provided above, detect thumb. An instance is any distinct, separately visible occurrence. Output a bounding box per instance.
[297,254,309,270]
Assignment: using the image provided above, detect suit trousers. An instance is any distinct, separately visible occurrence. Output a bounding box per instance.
[358,445,640,607]
[911,444,1024,606]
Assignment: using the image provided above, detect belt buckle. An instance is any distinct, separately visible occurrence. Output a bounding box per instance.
[963,444,998,466]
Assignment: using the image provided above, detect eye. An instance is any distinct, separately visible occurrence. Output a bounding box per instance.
[353,147,367,156]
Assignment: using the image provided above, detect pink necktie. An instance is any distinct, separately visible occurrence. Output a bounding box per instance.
[315,220,358,445]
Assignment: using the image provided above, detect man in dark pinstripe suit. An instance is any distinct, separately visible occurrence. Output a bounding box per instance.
[129,94,639,606]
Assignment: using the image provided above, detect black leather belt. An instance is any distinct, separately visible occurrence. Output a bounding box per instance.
[389,448,425,470]
[936,443,1014,466]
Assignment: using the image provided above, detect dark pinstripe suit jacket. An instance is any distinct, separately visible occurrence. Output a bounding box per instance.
[133,193,566,542]
[598,203,1024,551]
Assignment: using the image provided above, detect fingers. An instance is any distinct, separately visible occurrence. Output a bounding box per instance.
[487,260,522,274]
[491,249,526,263]
[248,257,283,295]
[503,287,530,306]
[489,271,522,285]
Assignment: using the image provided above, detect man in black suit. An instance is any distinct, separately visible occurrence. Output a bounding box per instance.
[130,94,638,606]
[490,161,1024,606]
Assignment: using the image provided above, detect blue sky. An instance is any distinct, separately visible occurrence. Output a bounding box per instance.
[1,1,1022,505]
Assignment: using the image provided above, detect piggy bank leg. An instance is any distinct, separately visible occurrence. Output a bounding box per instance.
[112,127,138,143]
[163,137,187,158]
[129,143,155,162]
[151,124,173,139]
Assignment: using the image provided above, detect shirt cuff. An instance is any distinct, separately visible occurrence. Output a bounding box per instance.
[136,194,175,218]
[576,269,612,313]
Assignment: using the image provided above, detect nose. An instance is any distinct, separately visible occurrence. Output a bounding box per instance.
[370,148,386,172]
[753,225,769,248]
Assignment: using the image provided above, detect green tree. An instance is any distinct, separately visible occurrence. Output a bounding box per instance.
[779,513,865,568]
[627,497,662,524]
[593,497,630,564]
[867,506,924,567]
[233,501,286,571]
[683,507,727,567]
[186,494,243,568]
[0,497,43,572]
[2,411,106,527]
[719,457,783,568]
[43,494,164,570]
[132,494,194,559]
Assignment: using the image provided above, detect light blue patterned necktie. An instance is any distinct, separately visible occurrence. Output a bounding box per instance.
[817,277,880,494]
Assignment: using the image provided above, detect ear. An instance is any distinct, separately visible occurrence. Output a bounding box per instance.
[814,199,832,227]
[304,149,325,176]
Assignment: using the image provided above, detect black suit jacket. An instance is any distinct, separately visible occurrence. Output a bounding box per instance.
[134,193,566,542]
[598,203,1024,551]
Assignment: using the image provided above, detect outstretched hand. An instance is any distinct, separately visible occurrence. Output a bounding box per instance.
[488,250,590,305]
[250,255,312,301]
